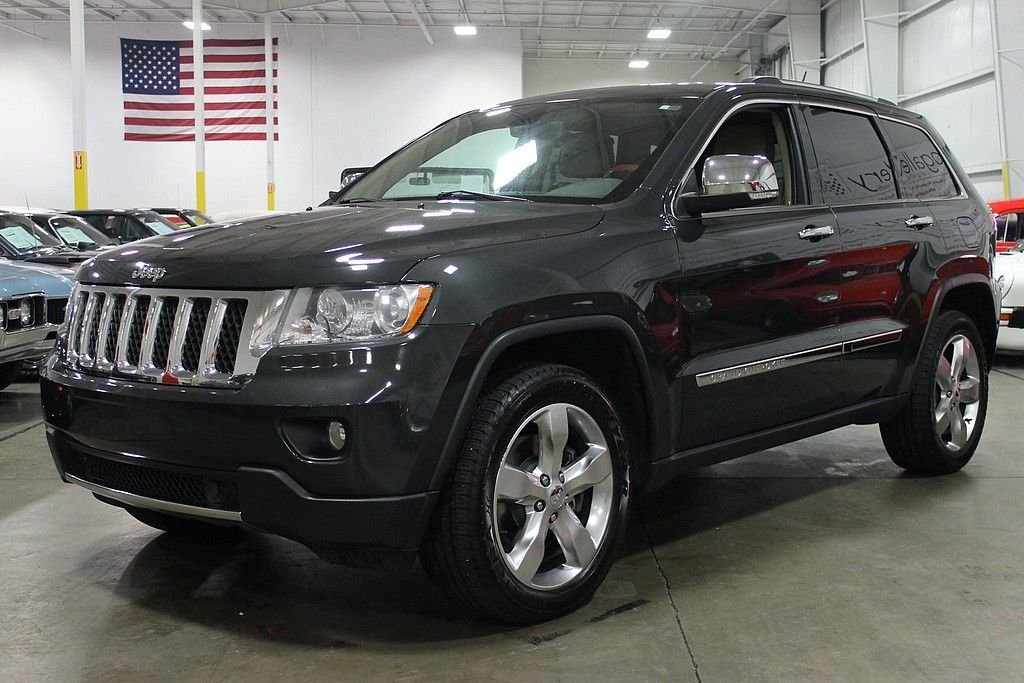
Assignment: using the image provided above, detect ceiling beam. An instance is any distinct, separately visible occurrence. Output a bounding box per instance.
[404,0,433,45]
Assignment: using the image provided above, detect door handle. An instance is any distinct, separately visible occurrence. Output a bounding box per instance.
[816,291,840,304]
[905,215,934,229]
[798,225,835,240]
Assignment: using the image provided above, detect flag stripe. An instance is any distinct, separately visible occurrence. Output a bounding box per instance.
[122,37,278,142]
[124,100,278,111]
[126,132,280,141]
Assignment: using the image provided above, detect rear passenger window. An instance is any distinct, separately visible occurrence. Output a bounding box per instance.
[879,120,959,199]
[803,107,896,203]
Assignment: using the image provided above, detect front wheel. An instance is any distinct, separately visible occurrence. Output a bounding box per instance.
[421,364,631,624]
[880,311,989,474]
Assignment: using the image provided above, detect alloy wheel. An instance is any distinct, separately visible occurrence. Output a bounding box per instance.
[491,402,614,590]
[933,334,982,452]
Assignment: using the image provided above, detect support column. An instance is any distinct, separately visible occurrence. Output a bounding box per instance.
[192,0,206,212]
[264,16,275,211]
[70,0,88,208]
[787,0,822,84]
[991,0,1024,198]
[861,0,899,102]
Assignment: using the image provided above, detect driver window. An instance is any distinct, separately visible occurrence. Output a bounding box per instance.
[701,107,798,206]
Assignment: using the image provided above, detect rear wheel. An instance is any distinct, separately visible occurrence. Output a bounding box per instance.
[0,362,21,391]
[421,364,631,624]
[880,311,989,474]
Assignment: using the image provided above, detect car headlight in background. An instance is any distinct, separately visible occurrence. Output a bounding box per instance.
[276,284,434,345]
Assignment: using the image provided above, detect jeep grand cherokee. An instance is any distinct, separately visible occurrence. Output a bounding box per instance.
[42,78,998,624]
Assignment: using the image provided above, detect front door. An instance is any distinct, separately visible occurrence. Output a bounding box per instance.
[673,103,846,450]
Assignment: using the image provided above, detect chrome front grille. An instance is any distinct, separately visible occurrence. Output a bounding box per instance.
[65,285,281,387]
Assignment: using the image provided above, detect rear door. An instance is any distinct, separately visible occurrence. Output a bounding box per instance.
[800,105,940,405]
[674,101,846,449]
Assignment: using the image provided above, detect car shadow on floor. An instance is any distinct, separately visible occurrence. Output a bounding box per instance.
[96,440,976,645]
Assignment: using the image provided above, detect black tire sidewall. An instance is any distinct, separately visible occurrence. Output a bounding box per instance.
[477,367,630,616]
[918,312,989,468]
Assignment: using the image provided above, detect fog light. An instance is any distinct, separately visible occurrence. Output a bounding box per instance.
[19,300,32,327]
[327,420,347,451]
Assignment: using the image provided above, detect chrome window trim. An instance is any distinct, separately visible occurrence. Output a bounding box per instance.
[695,329,904,388]
[669,96,801,222]
[65,473,242,522]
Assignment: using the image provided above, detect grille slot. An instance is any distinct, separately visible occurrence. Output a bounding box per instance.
[64,285,267,387]
[151,298,178,371]
[125,296,150,366]
[61,448,239,512]
[181,298,211,373]
[216,300,248,374]
[47,297,69,325]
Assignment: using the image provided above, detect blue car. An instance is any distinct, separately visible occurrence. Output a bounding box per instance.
[0,261,73,390]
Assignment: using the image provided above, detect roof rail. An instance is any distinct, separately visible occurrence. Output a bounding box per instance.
[741,76,782,84]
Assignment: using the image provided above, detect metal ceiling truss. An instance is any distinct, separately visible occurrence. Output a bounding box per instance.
[0,0,789,63]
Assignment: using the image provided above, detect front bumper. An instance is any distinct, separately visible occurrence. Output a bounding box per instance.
[998,306,1024,351]
[0,324,58,365]
[41,324,476,562]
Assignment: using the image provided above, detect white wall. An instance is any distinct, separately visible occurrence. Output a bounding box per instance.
[821,0,1009,201]
[0,22,522,213]
[522,58,741,97]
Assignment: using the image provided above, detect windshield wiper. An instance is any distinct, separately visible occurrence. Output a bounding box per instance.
[435,189,529,202]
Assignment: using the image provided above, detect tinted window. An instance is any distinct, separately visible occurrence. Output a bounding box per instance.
[702,107,801,205]
[804,107,896,203]
[341,97,698,204]
[879,120,958,199]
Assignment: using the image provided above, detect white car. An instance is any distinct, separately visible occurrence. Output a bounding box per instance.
[996,241,1024,352]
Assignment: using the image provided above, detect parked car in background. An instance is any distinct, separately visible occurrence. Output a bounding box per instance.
[995,239,1024,352]
[0,211,94,271]
[991,198,1024,253]
[67,209,178,244]
[0,261,72,391]
[22,210,117,252]
[149,208,213,228]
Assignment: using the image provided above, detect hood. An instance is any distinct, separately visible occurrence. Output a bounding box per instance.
[24,248,96,269]
[0,261,75,299]
[78,201,605,289]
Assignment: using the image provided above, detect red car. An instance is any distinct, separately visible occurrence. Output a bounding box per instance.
[991,198,1024,253]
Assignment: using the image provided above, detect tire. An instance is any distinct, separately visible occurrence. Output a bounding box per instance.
[880,311,989,474]
[124,505,241,539]
[421,364,631,624]
[0,362,21,391]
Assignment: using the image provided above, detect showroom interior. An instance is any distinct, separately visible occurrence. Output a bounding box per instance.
[2,0,1024,679]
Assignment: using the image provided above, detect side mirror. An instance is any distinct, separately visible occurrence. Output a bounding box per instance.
[339,166,371,191]
[676,155,780,216]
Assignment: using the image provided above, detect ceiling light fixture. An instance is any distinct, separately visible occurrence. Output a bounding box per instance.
[454,24,477,35]
[647,28,672,39]
[629,59,650,69]
[183,20,212,31]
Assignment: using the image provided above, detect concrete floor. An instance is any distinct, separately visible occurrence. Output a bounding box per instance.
[2,362,1023,682]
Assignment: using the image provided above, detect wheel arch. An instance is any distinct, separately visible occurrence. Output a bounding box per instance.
[427,315,667,492]
[931,275,999,368]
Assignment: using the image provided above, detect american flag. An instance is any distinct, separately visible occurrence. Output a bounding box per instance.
[120,38,278,142]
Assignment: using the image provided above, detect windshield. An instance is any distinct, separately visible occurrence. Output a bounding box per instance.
[0,214,62,254]
[338,97,699,205]
[49,216,114,247]
[137,213,177,235]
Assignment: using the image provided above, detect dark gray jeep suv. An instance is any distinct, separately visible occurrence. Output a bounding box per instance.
[42,78,998,623]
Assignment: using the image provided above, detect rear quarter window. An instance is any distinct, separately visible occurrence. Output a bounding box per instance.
[878,119,959,199]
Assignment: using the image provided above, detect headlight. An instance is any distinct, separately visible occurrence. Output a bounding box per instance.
[276,284,433,345]
[19,299,33,327]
